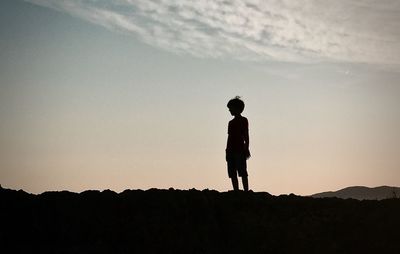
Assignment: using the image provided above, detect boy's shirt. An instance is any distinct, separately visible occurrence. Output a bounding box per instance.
[226,116,248,154]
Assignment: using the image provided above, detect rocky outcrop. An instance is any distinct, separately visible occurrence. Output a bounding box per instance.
[1,186,399,253]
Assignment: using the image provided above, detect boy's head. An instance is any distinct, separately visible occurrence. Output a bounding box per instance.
[227,96,245,116]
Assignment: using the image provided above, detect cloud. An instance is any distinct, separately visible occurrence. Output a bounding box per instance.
[26,0,400,66]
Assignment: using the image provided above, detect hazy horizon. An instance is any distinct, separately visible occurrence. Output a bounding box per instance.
[1,0,400,196]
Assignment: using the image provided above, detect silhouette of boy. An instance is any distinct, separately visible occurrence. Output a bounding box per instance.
[226,96,250,191]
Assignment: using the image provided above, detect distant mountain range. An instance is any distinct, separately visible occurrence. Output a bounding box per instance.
[311,186,400,200]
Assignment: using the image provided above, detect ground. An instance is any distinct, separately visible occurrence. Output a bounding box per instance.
[1,187,399,253]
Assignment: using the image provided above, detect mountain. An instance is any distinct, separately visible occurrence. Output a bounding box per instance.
[1,186,399,254]
[311,186,400,200]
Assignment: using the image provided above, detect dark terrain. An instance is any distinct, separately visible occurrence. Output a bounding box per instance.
[312,186,400,200]
[1,186,399,254]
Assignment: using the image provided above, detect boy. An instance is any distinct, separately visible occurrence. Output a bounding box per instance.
[226,96,251,191]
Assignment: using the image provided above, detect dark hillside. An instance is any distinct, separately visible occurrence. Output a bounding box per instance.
[312,186,400,200]
[1,186,399,254]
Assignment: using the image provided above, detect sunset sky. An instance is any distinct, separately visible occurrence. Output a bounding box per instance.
[1,0,400,195]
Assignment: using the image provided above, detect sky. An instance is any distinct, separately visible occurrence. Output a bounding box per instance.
[1,0,400,195]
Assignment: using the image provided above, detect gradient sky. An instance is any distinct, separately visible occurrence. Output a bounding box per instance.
[1,0,400,195]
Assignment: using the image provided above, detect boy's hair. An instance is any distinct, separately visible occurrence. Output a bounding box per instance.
[227,96,245,113]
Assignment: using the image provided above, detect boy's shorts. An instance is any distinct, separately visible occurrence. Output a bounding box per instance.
[226,153,248,178]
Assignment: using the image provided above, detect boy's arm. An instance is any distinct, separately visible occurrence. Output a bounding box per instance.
[244,131,249,150]
[226,121,230,161]
[244,131,250,159]
[244,119,250,159]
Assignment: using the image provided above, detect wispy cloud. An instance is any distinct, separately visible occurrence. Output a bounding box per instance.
[27,0,400,66]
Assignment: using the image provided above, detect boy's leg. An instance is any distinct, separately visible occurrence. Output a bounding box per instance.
[242,176,249,191]
[231,176,239,191]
